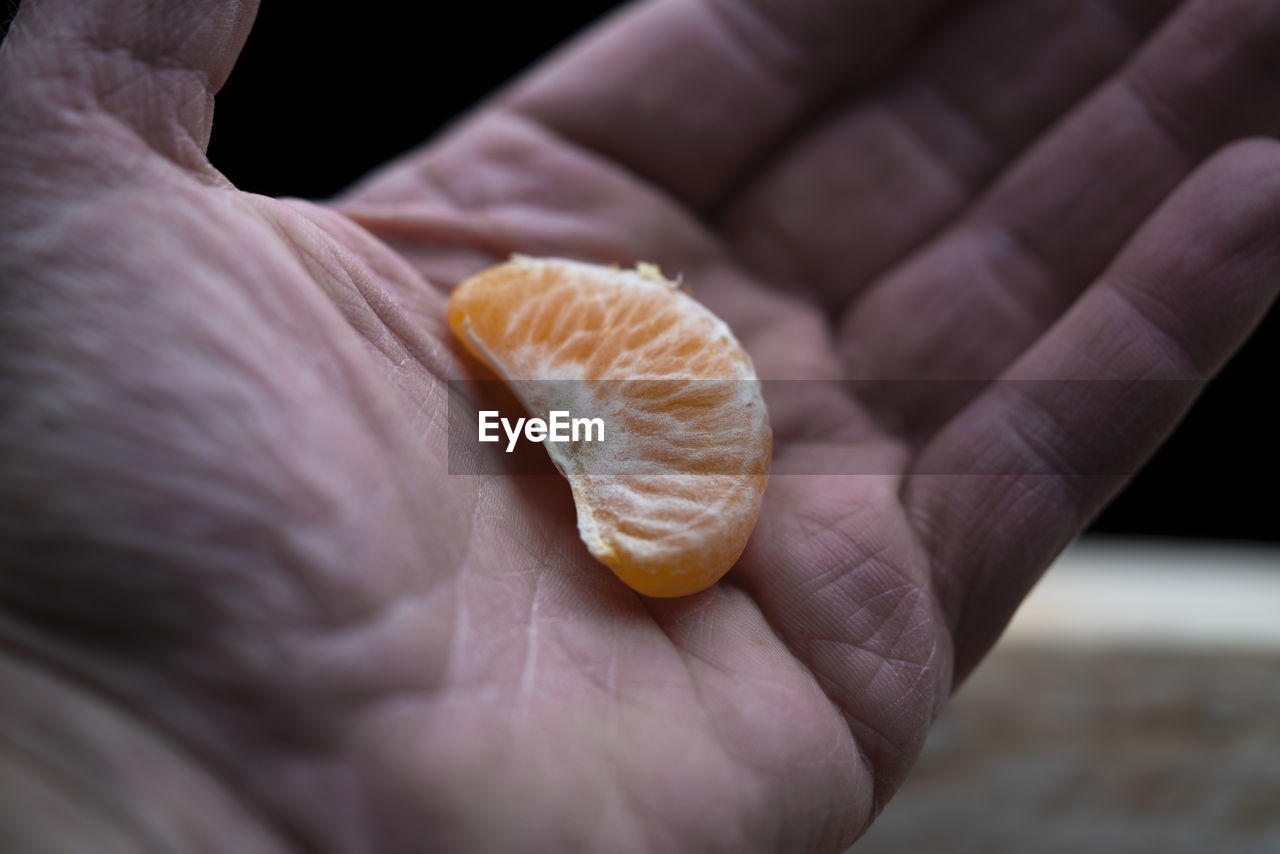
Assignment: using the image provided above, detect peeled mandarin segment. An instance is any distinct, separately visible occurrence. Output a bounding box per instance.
[448,256,771,597]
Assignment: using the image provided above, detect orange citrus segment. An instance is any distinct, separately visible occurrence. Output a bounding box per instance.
[448,256,771,597]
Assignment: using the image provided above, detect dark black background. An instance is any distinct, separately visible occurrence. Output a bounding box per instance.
[7,2,1277,543]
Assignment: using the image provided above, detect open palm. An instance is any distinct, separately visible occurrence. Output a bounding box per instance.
[3,1,1278,852]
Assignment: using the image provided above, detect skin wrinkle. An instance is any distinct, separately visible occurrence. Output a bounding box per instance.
[512,489,584,575]
[975,220,1073,334]
[300,227,452,357]
[485,108,728,266]
[342,108,730,287]
[791,515,899,588]
[603,631,621,730]
[71,42,221,179]
[385,161,511,259]
[603,653,771,853]
[538,608,632,705]
[1120,72,1211,169]
[867,628,940,724]
[1110,154,1280,356]
[744,576,933,813]
[279,598,444,727]
[800,585,937,696]
[607,752,687,854]
[637,588,841,848]
[1002,385,1109,477]
[513,569,546,727]
[444,513,479,688]
[69,48,207,120]
[254,200,451,373]
[638,596,717,725]
[229,401,425,633]
[825,689,914,816]
[797,581,922,648]
[902,486,986,635]
[816,649,932,757]
[0,732,184,854]
[81,0,252,92]
[900,78,1002,192]
[1103,284,1207,379]
[496,605,724,852]
[812,552,935,678]
[4,107,177,202]
[5,438,320,645]
[336,206,513,284]
[695,0,816,99]
[647,664,779,851]
[0,630,320,854]
[910,221,1079,383]
[951,480,1083,629]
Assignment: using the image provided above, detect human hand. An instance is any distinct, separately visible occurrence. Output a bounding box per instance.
[2,1,1278,852]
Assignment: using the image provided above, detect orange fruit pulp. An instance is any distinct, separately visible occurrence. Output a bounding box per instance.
[448,256,771,597]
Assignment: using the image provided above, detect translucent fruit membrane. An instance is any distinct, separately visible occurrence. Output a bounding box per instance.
[448,256,771,597]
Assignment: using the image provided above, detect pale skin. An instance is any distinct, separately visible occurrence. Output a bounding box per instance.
[1,0,1278,851]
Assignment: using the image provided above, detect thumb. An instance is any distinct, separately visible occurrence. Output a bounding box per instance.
[2,0,259,175]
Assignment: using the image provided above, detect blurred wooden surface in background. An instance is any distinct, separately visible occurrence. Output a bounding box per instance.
[853,539,1280,853]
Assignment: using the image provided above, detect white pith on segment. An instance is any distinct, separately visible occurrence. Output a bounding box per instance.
[450,256,771,596]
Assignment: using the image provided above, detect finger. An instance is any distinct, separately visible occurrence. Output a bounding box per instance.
[905,139,1280,679]
[840,0,1280,438]
[720,0,1181,307]
[501,0,958,208]
[2,0,258,173]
